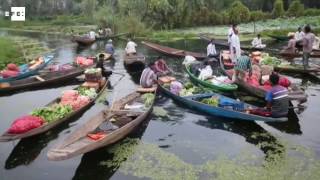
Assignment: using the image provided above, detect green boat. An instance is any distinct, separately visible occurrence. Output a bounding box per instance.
[185,65,238,92]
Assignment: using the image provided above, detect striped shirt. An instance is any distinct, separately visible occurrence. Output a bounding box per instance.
[235,56,252,72]
[265,85,289,117]
[140,67,157,88]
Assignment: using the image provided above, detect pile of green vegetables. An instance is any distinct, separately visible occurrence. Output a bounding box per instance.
[142,93,155,107]
[77,87,97,99]
[179,82,205,96]
[31,104,73,123]
[260,53,281,66]
[201,97,220,107]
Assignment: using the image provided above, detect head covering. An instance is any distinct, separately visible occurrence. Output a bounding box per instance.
[107,39,112,43]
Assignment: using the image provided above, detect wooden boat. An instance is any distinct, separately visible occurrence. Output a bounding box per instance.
[0,67,85,94]
[123,54,146,67]
[219,54,307,102]
[199,34,264,51]
[280,51,320,58]
[0,55,53,83]
[159,83,287,122]
[267,35,289,41]
[141,41,206,59]
[72,36,95,46]
[47,90,156,161]
[185,64,238,92]
[95,32,129,40]
[0,81,108,142]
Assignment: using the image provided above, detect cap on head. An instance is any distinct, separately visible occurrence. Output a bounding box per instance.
[108,39,112,43]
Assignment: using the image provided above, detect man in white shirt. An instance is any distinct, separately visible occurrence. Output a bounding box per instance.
[89,30,96,40]
[295,27,305,41]
[251,34,266,48]
[125,39,137,55]
[227,24,237,44]
[230,29,241,63]
[207,39,218,58]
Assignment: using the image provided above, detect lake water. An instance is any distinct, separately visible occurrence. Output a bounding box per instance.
[0,30,320,180]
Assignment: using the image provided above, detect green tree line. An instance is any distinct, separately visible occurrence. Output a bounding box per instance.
[1,0,319,30]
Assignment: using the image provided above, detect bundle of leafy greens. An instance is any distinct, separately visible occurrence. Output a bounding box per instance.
[142,93,155,107]
[31,104,73,123]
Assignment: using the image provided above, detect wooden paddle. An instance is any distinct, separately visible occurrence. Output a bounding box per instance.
[35,76,45,82]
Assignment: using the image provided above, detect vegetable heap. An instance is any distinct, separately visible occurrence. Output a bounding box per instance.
[201,96,220,107]
[142,93,155,107]
[77,87,97,99]
[179,82,205,96]
[31,104,73,123]
[260,53,281,66]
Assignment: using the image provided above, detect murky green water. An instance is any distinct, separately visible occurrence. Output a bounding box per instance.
[0,30,320,180]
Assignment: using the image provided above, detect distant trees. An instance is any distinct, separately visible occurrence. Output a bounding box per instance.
[228,1,250,24]
[287,0,304,17]
[272,0,285,18]
[0,0,319,30]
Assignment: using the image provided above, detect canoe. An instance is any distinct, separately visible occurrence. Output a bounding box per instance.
[47,90,156,161]
[199,35,264,51]
[95,33,129,40]
[185,64,238,92]
[0,55,53,83]
[267,35,289,41]
[219,54,307,102]
[0,81,108,142]
[0,66,85,94]
[159,83,287,122]
[72,36,95,46]
[123,54,146,67]
[280,51,320,58]
[141,41,206,59]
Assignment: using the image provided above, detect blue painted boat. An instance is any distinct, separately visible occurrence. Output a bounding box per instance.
[0,55,54,83]
[159,83,287,122]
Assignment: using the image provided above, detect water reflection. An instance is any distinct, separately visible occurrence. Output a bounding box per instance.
[195,118,284,160]
[72,117,152,180]
[4,106,98,170]
[266,109,302,135]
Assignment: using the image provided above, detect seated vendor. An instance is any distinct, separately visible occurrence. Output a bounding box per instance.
[251,34,266,48]
[265,73,289,118]
[140,62,158,88]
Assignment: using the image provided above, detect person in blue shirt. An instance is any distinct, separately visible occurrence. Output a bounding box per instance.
[105,39,114,56]
[265,73,289,117]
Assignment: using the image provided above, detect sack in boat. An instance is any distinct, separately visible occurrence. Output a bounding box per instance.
[7,64,20,72]
[87,132,107,141]
[279,77,291,88]
[75,56,94,67]
[170,81,183,95]
[0,70,20,78]
[7,115,45,134]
